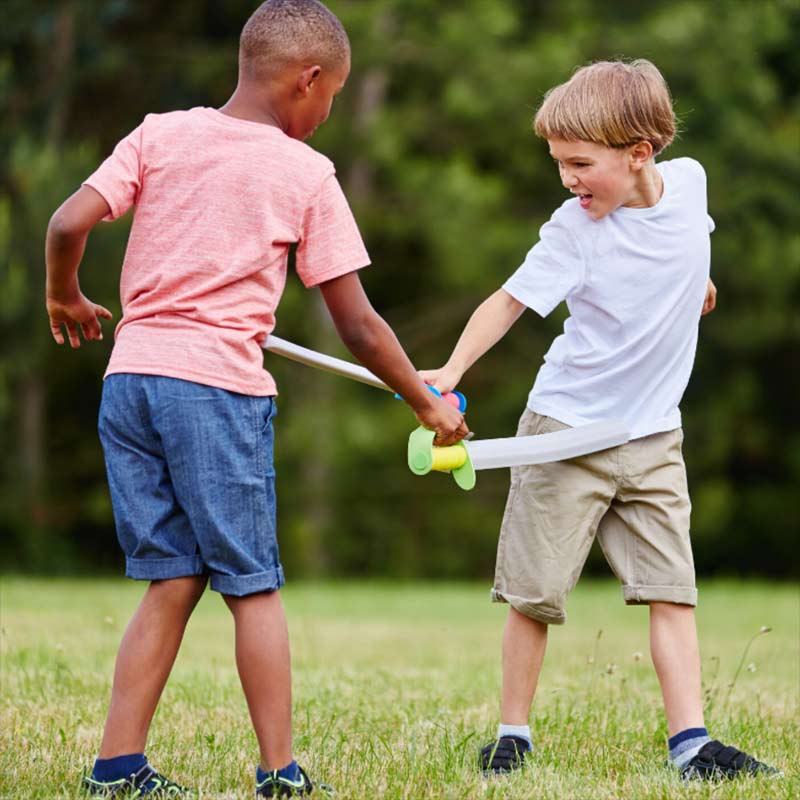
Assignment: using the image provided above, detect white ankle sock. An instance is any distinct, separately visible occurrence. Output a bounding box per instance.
[497,723,532,749]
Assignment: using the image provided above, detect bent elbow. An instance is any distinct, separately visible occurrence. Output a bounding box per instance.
[47,209,81,242]
[47,211,67,239]
[337,314,383,360]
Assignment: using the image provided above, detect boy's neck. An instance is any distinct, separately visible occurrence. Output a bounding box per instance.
[218,86,284,129]
[627,159,664,209]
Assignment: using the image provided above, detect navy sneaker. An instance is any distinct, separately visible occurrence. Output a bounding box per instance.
[255,764,332,797]
[479,735,531,774]
[681,740,781,780]
[81,763,192,796]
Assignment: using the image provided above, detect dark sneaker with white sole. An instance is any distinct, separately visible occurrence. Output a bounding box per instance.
[81,763,192,796]
[681,740,781,780]
[255,764,333,797]
[479,735,531,774]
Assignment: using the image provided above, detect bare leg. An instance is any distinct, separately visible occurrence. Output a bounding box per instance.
[98,576,208,757]
[500,607,549,725]
[224,590,292,771]
[650,602,705,736]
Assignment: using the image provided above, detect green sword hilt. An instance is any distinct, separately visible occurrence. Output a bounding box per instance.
[407,426,476,491]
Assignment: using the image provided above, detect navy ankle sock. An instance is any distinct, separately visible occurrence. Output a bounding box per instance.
[91,753,147,782]
[257,760,300,783]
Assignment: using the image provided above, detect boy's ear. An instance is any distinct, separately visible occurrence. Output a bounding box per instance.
[297,65,322,95]
[629,140,654,170]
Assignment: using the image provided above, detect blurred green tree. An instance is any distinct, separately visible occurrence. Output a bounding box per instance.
[1,0,797,577]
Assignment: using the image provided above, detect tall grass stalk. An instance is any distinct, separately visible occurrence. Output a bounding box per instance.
[1,578,797,799]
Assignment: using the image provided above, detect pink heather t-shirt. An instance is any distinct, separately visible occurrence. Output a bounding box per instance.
[84,107,370,396]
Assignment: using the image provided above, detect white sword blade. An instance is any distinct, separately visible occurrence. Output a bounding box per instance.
[464,421,630,470]
[264,335,391,392]
[265,335,631,467]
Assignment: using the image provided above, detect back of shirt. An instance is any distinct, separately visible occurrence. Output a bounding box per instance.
[84,107,370,396]
[503,158,712,439]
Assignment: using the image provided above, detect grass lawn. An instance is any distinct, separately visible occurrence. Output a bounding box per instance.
[1,577,797,799]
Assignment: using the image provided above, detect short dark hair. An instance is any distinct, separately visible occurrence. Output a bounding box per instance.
[239,0,350,80]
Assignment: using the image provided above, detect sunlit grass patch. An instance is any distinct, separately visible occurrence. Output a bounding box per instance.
[1,578,797,798]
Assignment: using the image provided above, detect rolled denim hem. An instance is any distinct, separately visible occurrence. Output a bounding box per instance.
[210,565,286,596]
[490,588,566,625]
[126,554,205,581]
[623,584,697,606]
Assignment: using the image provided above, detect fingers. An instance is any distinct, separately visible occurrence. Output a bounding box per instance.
[418,371,442,391]
[89,305,112,339]
[50,321,65,345]
[418,368,457,395]
[433,417,470,446]
[47,301,112,347]
[49,316,89,347]
[701,280,717,316]
[80,321,95,342]
[50,317,103,347]
[66,320,82,348]
[81,311,109,341]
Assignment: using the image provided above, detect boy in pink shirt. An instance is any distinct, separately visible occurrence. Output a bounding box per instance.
[45,1,468,796]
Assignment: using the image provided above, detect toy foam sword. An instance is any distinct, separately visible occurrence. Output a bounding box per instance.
[264,335,630,490]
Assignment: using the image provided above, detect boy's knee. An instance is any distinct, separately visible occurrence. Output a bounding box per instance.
[222,586,281,609]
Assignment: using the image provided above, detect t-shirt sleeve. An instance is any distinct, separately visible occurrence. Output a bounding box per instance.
[295,173,371,288]
[82,124,144,221]
[502,217,584,317]
[682,158,715,234]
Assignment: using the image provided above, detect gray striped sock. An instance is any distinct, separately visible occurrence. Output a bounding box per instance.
[670,731,711,770]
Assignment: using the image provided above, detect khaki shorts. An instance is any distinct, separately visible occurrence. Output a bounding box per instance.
[492,410,696,624]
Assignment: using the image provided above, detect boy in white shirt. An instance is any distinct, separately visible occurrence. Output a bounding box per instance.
[422,59,779,781]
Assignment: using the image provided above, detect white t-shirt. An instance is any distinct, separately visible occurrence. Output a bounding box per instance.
[503,157,713,440]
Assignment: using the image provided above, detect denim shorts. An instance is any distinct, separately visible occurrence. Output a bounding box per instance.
[98,373,284,596]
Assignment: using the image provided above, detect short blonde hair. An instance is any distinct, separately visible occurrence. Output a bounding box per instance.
[534,60,676,155]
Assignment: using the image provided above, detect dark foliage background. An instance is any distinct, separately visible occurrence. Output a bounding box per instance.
[2,0,798,578]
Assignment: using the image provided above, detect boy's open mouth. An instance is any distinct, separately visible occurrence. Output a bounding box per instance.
[578,193,593,209]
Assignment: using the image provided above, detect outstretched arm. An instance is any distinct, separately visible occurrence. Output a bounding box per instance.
[318,271,469,446]
[45,185,114,348]
[420,288,525,394]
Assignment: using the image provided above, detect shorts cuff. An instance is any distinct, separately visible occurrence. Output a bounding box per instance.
[209,565,285,596]
[125,554,205,581]
[623,584,697,606]
[490,588,566,625]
